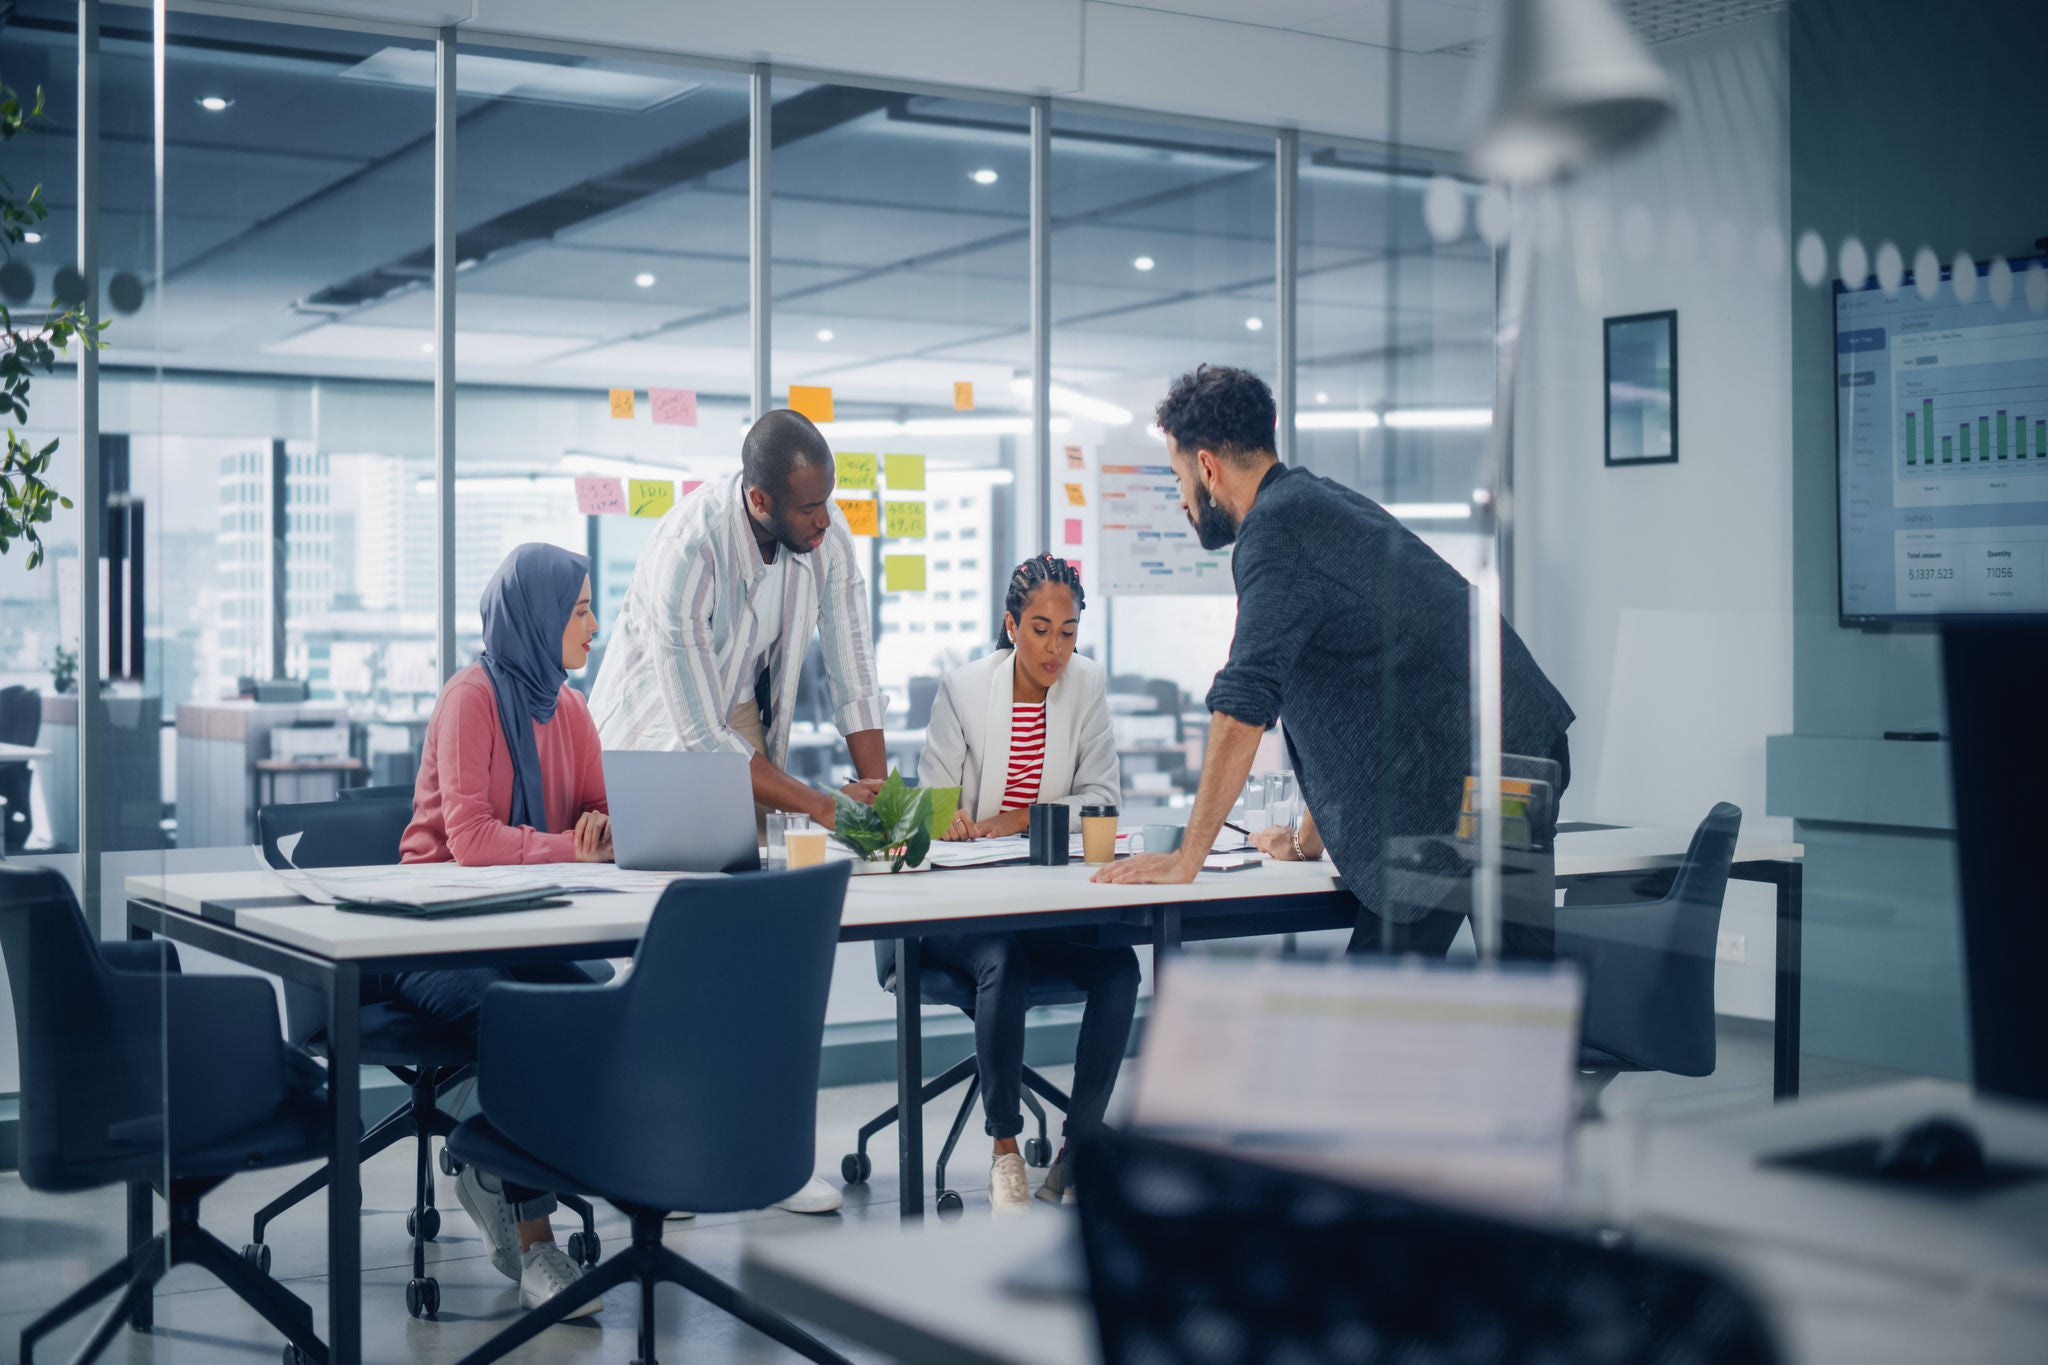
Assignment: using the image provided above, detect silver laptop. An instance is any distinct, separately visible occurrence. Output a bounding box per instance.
[601,750,761,874]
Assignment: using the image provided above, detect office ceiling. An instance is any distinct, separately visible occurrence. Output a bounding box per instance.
[0,2,1493,432]
[1107,0,1789,54]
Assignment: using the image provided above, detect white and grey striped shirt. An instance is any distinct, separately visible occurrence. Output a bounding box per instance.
[588,470,885,768]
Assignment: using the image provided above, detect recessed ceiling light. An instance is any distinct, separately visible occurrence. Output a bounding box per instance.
[970,168,998,185]
[21,231,41,244]
[197,95,232,112]
[815,328,835,342]
[634,272,656,288]
[1132,256,1155,272]
[1315,392,1328,404]
[1244,316,1264,332]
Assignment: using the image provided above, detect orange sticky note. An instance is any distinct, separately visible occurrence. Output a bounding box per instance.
[609,388,635,419]
[1064,483,1086,506]
[953,381,974,410]
[789,385,834,424]
[836,498,879,536]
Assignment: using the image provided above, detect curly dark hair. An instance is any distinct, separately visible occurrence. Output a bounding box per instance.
[1000,553,1085,648]
[1154,363,1276,466]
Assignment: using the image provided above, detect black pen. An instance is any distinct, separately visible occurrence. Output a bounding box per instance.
[1222,820,1253,837]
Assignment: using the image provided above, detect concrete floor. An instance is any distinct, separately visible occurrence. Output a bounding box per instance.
[1,1027,1900,1364]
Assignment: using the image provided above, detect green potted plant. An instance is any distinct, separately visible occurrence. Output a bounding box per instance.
[49,643,76,694]
[830,769,959,874]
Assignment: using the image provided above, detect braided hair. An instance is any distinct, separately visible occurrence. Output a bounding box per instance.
[1000,553,1085,648]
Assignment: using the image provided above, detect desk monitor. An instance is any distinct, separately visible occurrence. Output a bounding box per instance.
[1943,620,2048,1105]
[602,750,761,874]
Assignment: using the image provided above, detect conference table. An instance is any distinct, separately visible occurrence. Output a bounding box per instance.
[124,824,1799,1365]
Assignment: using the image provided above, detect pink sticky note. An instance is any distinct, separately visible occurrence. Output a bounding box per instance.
[682,480,703,495]
[1064,517,1083,546]
[1069,559,1082,582]
[651,387,698,427]
[575,477,625,515]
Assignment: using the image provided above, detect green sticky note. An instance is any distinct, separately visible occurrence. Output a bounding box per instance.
[883,500,926,538]
[884,453,926,490]
[884,554,927,593]
[836,452,878,491]
[629,479,675,518]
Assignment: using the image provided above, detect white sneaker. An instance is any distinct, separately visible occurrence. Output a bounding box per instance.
[775,1175,844,1215]
[455,1165,523,1283]
[990,1153,1032,1219]
[1035,1156,1074,1207]
[520,1243,600,1319]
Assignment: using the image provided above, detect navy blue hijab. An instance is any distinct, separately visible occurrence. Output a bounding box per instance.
[477,542,591,834]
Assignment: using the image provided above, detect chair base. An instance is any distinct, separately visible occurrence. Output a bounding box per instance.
[21,1180,327,1365]
[452,1208,849,1365]
[844,1056,1070,1207]
[247,1065,598,1317]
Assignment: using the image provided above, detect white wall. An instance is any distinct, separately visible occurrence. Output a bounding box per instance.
[1513,16,1792,1019]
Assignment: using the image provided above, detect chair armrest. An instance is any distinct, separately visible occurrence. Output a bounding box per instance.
[102,940,182,976]
[475,977,626,1169]
[109,969,296,1154]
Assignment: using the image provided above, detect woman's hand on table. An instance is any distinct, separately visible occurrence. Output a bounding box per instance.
[573,811,614,863]
[942,810,979,842]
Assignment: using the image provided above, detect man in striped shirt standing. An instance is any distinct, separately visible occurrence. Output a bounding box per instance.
[590,409,890,833]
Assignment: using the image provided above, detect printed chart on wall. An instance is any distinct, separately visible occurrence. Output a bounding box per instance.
[1097,460,1232,594]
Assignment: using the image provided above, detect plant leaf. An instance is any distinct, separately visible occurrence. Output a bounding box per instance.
[923,786,961,842]
[903,825,931,870]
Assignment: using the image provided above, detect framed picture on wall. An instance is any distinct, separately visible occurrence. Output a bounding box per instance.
[1604,309,1678,466]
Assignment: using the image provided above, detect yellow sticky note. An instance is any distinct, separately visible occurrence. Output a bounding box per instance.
[1064,483,1086,506]
[836,498,878,536]
[789,385,834,424]
[953,381,974,410]
[629,479,675,519]
[883,500,926,538]
[609,388,635,419]
[884,554,927,593]
[835,452,878,491]
[884,453,925,491]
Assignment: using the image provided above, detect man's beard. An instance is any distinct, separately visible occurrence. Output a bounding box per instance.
[756,505,820,555]
[1189,480,1239,551]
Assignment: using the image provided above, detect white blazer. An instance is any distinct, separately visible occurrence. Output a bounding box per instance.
[918,650,1120,822]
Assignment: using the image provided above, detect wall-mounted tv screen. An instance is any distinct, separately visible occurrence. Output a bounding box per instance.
[1837,254,2048,622]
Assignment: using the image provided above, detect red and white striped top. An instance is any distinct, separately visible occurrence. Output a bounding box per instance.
[1000,703,1047,811]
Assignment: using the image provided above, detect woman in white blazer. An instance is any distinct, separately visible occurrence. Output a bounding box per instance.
[918,554,1138,1219]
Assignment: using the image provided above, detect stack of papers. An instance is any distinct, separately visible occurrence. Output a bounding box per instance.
[256,847,703,905]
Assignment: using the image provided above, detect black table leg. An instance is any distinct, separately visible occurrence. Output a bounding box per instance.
[894,937,924,1222]
[326,961,361,1365]
[1151,907,1182,971]
[125,911,154,1332]
[1773,862,1803,1101]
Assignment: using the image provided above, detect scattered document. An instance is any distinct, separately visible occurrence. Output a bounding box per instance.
[253,846,705,905]
[1130,957,1583,1212]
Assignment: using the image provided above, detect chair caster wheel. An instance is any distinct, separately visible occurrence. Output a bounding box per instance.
[243,1242,271,1275]
[438,1146,460,1177]
[567,1230,601,1266]
[406,1276,440,1318]
[935,1189,965,1221]
[841,1151,872,1184]
[1023,1137,1053,1168]
[407,1206,441,1241]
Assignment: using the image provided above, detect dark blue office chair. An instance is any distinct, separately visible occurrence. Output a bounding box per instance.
[1557,802,1742,1111]
[840,941,1078,1218]
[336,783,414,803]
[249,797,601,1319]
[0,684,41,852]
[0,865,330,1365]
[446,863,853,1365]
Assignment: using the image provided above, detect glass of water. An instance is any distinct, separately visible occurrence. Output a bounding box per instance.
[765,811,797,867]
[1242,775,1271,832]
[1267,771,1299,833]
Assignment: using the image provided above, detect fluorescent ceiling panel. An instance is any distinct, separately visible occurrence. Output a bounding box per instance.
[341,48,700,112]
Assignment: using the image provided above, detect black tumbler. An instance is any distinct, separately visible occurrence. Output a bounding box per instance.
[1027,802,1070,865]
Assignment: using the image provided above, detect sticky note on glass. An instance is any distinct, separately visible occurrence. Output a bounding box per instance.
[884,453,925,490]
[575,477,626,515]
[1064,517,1082,546]
[885,554,927,593]
[835,452,878,491]
[1065,444,1085,470]
[629,479,675,519]
[884,500,926,538]
[1065,483,1086,506]
[953,381,974,410]
[682,480,703,495]
[789,385,834,424]
[836,498,879,536]
[1069,559,1082,581]
[650,387,698,427]
[609,389,635,419]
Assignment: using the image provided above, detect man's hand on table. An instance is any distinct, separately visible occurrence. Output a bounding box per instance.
[840,779,886,805]
[1091,850,1200,885]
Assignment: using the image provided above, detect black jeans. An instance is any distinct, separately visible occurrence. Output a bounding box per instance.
[921,930,1141,1143]
[391,961,604,1218]
[1347,732,1571,962]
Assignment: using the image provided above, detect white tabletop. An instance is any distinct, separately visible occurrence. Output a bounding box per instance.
[123,827,1801,964]
[0,741,52,761]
